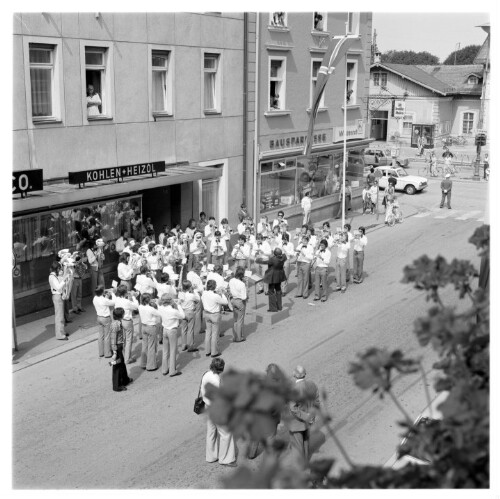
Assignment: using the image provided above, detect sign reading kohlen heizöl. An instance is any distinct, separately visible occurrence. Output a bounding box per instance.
[13,169,43,196]
[68,161,166,184]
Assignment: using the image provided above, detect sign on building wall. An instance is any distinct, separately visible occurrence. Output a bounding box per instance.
[394,100,406,118]
[12,169,43,198]
[333,120,365,142]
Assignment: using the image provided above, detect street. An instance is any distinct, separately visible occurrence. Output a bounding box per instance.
[13,179,487,489]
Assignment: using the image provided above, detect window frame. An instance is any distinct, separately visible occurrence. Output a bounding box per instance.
[269,12,287,27]
[268,56,287,111]
[345,58,358,105]
[347,12,360,35]
[461,111,476,135]
[202,50,222,114]
[23,36,65,126]
[80,40,114,122]
[148,45,174,118]
[310,58,325,109]
[312,12,328,32]
[401,112,416,136]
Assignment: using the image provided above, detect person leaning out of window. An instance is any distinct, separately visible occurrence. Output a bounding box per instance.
[86,84,101,116]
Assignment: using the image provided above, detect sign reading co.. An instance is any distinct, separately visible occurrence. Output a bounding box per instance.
[68,161,166,186]
[12,169,43,198]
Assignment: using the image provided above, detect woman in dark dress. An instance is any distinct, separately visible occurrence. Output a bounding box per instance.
[110,307,133,392]
[257,247,287,312]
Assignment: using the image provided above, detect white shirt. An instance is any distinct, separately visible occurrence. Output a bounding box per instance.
[178,290,200,312]
[187,271,204,294]
[93,295,115,317]
[296,243,314,263]
[113,295,138,321]
[190,240,206,255]
[117,262,133,281]
[209,238,227,256]
[353,235,368,252]
[135,274,156,295]
[155,282,177,298]
[335,241,351,259]
[308,235,318,248]
[49,273,65,294]
[157,305,185,329]
[237,223,247,235]
[272,217,287,228]
[201,290,228,314]
[257,221,271,235]
[280,241,296,258]
[232,243,251,260]
[315,248,332,268]
[147,254,159,271]
[86,248,98,270]
[115,237,127,254]
[204,224,216,239]
[206,271,227,290]
[252,240,272,259]
[138,304,162,326]
[301,196,312,211]
[229,278,247,300]
[201,370,220,405]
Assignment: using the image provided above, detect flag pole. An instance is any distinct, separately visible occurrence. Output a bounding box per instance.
[342,23,348,229]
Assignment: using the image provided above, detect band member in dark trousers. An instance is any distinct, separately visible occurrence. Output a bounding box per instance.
[258,248,287,312]
[109,308,133,392]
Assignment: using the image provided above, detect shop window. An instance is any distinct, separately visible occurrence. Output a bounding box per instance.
[311,60,325,109]
[260,170,297,213]
[85,46,111,118]
[151,49,172,116]
[12,196,142,296]
[347,12,360,35]
[346,60,358,105]
[313,12,327,31]
[462,112,475,134]
[270,12,287,27]
[203,53,221,113]
[269,57,286,111]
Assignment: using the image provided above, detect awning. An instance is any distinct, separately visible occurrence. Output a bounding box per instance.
[13,163,222,215]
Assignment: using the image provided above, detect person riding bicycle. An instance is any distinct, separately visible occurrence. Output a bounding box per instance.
[442,147,455,174]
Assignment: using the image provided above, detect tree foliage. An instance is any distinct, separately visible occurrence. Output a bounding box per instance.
[206,226,489,489]
[381,50,439,65]
[443,45,481,65]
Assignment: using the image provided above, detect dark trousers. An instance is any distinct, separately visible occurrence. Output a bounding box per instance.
[289,429,310,463]
[63,298,71,321]
[112,345,131,391]
[268,283,283,311]
[440,190,451,208]
[353,250,365,282]
[297,262,311,297]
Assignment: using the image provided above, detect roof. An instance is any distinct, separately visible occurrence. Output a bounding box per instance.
[474,35,490,65]
[417,65,484,95]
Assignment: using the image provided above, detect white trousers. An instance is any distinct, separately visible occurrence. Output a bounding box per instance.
[206,417,236,464]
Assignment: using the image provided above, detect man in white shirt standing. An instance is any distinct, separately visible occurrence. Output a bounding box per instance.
[48,261,69,340]
[228,267,248,343]
[201,280,228,357]
[206,264,228,291]
[301,191,312,226]
[92,285,115,358]
[352,227,368,284]
[333,232,350,293]
[231,234,251,270]
[113,284,139,364]
[313,239,332,302]
[187,262,205,335]
[178,280,200,352]
[295,235,314,299]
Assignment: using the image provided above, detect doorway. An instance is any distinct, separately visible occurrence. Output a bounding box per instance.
[370,111,388,140]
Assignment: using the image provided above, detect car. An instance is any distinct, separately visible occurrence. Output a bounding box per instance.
[364,148,409,168]
[374,166,427,195]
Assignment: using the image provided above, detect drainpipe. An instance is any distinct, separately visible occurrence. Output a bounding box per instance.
[253,13,260,222]
[242,13,248,205]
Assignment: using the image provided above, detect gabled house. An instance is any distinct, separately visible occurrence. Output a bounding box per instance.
[368,56,485,148]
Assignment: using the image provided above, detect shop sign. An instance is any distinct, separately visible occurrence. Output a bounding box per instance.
[269,133,328,151]
[68,161,166,186]
[394,100,406,119]
[12,169,43,198]
[333,120,366,142]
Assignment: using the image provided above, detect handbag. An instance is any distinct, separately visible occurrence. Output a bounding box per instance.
[193,371,209,415]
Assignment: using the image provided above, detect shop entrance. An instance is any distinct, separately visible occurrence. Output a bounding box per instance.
[370,111,388,140]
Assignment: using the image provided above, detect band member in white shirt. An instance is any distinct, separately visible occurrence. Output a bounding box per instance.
[210,230,227,267]
[220,218,233,265]
[228,267,248,342]
[252,234,272,294]
[295,235,314,299]
[201,280,228,357]
[153,272,177,298]
[279,233,295,295]
[187,263,205,335]
[113,285,139,364]
[178,280,201,352]
[48,261,70,340]
[272,210,287,229]
[92,285,115,357]
[352,227,368,284]
[313,239,332,302]
[231,234,251,270]
[135,265,156,296]
[115,230,129,255]
[206,264,228,291]
[138,293,162,371]
[189,231,206,269]
[257,216,272,238]
[117,253,134,291]
[204,216,217,263]
[332,232,351,293]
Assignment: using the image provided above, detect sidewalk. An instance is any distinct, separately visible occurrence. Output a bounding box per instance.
[12,205,419,372]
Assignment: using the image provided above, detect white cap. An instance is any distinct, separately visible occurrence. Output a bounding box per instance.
[445,173,451,178]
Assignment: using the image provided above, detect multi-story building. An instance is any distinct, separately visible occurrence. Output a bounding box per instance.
[244,12,373,225]
[13,12,245,316]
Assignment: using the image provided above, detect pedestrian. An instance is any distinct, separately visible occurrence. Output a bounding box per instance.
[483,153,489,180]
[109,307,133,393]
[198,212,208,234]
[112,285,139,364]
[285,365,320,464]
[48,261,69,340]
[70,253,87,314]
[185,218,197,242]
[92,285,115,358]
[301,190,312,226]
[368,183,378,214]
[201,280,228,357]
[352,227,368,284]
[178,280,200,353]
[384,180,396,224]
[366,167,376,187]
[157,294,185,377]
[313,239,331,302]
[343,223,354,281]
[332,232,350,293]
[138,293,162,371]
[201,357,237,467]
[259,247,287,312]
[295,235,314,299]
[430,152,438,177]
[228,267,248,342]
[440,173,452,209]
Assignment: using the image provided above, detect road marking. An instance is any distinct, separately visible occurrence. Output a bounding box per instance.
[455,210,482,220]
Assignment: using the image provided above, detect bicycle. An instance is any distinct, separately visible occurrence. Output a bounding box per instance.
[386,203,403,227]
[452,135,468,146]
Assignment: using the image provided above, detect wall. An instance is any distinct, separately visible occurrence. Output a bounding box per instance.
[450,98,481,136]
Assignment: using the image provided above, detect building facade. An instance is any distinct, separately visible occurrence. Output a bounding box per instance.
[13,12,245,316]
[245,12,373,226]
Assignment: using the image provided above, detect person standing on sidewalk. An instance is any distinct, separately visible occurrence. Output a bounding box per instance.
[178,280,200,353]
[48,261,69,341]
[109,307,133,393]
[440,173,453,209]
[301,190,312,226]
[70,253,87,314]
[138,293,162,371]
[313,239,331,302]
[333,232,350,293]
[352,227,368,284]
[113,285,139,365]
[228,267,248,342]
[92,285,115,358]
[86,239,106,292]
[201,280,228,357]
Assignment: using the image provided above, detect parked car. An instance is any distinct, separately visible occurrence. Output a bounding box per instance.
[374,166,427,195]
[364,148,409,168]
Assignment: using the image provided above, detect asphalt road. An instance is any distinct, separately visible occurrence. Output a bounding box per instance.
[12,179,487,489]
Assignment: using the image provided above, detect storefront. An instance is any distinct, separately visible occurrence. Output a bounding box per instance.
[13,161,223,317]
[410,124,436,149]
[258,124,372,225]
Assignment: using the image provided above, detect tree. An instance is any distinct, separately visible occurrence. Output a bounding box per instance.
[443,45,481,65]
[205,226,489,488]
[381,50,439,65]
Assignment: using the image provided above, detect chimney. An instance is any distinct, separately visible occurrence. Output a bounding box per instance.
[374,52,381,64]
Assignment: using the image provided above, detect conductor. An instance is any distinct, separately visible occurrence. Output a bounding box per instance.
[257,247,287,312]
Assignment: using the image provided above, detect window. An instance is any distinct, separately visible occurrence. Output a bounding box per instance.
[269,58,286,111]
[347,13,360,35]
[85,46,109,117]
[202,178,220,221]
[29,44,55,118]
[270,12,287,27]
[313,12,327,31]
[346,60,358,105]
[402,113,415,135]
[462,112,475,134]
[203,53,221,113]
[467,75,479,85]
[373,72,387,87]
[151,49,171,115]
[311,60,325,109]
